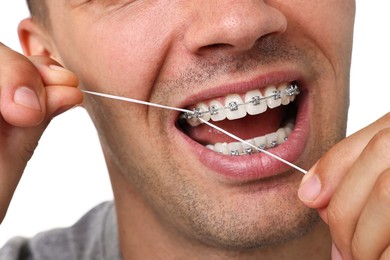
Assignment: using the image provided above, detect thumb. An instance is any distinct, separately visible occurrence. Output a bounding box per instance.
[297,114,390,222]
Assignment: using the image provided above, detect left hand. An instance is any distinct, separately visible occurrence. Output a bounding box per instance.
[298,113,390,260]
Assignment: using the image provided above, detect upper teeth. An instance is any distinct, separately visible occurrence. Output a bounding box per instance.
[183,82,300,126]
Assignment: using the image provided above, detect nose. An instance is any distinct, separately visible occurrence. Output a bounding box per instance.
[184,1,287,55]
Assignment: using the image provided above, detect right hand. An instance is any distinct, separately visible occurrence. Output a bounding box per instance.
[0,42,83,223]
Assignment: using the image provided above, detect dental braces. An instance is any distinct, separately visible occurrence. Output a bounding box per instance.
[210,122,294,157]
[228,140,283,156]
[182,83,300,120]
[234,141,275,155]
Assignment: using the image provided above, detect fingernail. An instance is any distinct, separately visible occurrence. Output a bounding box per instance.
[332,243,343,260]
[298,173,321,202]
[14,86,41,110]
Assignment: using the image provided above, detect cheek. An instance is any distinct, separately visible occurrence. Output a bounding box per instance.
[280,0,355,71]
[55,6,179,101]
[305,1,355,68]
[289,0,354,113]
[75,27,164,98]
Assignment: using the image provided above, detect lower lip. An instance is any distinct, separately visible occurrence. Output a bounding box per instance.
[177,93,310,183]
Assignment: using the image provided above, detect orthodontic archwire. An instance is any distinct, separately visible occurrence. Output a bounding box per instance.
[181,83,300,120]
[81,83,307,175]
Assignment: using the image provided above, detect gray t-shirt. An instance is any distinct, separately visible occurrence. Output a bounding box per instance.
[0,201,120,260]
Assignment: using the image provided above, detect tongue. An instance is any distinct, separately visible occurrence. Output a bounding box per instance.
[185,107,283,145]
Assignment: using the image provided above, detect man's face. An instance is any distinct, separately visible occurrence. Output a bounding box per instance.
[45,0,355,249]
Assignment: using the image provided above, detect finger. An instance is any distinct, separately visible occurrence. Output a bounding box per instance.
[0,84,82,223]
[351,169,390,260]
[0,43,82,223]
[45,85,83,117]
[27,56,83,117]
[380,246,390,260]
[298,113,390,210]
[0,113,48,223]
[28,56,79,87]
[0,43,46,127]
[327,128,390,259]
[332,242,343,260]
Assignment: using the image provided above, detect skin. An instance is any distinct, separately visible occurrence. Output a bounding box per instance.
[3,0,389,259]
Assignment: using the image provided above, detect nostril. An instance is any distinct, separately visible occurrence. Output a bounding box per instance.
[207,43,229,49]
[197,43,234,55]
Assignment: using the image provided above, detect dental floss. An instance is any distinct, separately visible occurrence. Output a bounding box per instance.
[82,90,190,114]
[81,90,308,175]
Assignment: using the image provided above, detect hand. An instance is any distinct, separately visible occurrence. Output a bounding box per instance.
[298,114,390,259]
[0,42,83,223]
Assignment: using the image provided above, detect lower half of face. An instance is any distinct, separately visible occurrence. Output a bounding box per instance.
[58,0,355,250]
[86,60,349,250]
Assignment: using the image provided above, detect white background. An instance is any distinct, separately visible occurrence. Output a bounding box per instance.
[0,1,389,246]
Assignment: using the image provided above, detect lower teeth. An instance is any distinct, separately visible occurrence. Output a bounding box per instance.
[205,122,294,156]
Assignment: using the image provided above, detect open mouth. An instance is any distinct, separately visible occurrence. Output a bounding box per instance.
[177,82,300,156]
